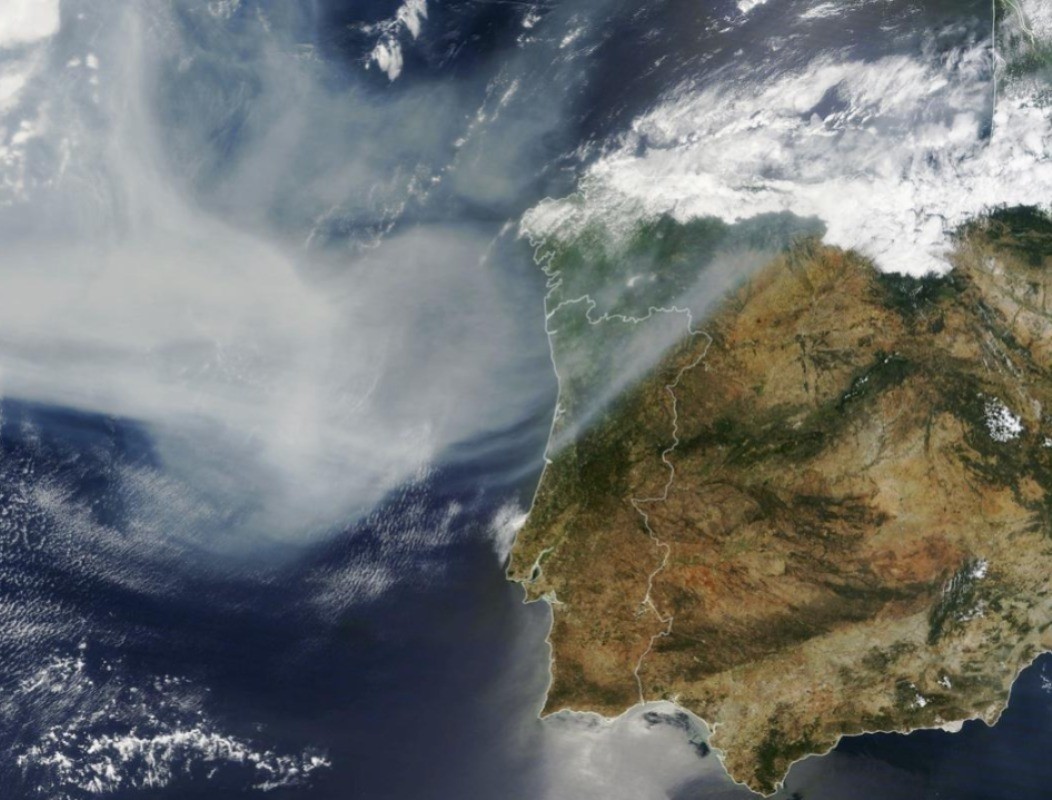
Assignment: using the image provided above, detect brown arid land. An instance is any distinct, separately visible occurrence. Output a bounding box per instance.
[508,208,1052,794]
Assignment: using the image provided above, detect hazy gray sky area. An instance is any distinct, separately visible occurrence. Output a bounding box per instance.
[0,0,592,548]
[1,0,1011,547]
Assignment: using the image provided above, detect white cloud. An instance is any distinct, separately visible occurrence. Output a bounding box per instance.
[983,396,1023,442]
[372,39,405,81]
[737,0,771,14]
[799,2,843,21]
[0,64,29,112]
[0,3,555,545]
[0,0,60,49]
[0,2,57,203]
[12,650,329,798]
[366,0,428,81]
[526,29,1051,277]
[396,0,428,39]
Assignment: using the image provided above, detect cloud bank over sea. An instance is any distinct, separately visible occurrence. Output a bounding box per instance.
[525,0,1051,278]
[0,0,572,548]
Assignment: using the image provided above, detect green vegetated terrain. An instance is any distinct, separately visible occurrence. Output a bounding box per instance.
[540,213,824,450]
[512,206,1052,793]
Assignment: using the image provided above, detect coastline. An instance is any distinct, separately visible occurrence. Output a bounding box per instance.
[514,579,1050,797]
[507,212,1052,794]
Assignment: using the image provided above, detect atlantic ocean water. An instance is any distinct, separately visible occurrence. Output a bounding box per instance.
[5,392,1052,799]
[2,1,1051,798]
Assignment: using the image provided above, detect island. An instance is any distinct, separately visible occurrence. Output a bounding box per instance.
[509,207,1052,794]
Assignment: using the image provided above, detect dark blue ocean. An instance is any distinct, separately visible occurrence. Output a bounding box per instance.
[1,0,1049,798]
[4,380,1052,799]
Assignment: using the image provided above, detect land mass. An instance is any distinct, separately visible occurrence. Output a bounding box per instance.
[509,207,1052,794]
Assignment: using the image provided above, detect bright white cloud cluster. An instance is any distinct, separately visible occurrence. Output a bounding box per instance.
[12,650,329,797]
[525,19,1052,277]
[737,0,771,14]
[0,0,61,205]
[983,396,1024,442]
[0,0,60,50]
[366,0,429,80]
[799,2,843,21]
